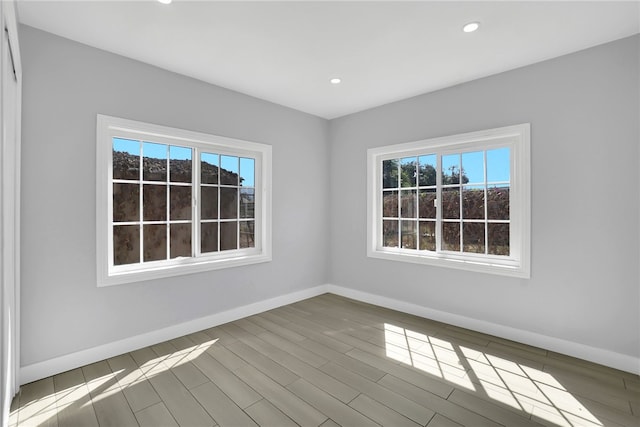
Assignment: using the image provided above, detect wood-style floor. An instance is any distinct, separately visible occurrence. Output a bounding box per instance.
[9,294,640,427]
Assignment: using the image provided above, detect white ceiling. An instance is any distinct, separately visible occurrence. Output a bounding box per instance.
[16,0,640,119]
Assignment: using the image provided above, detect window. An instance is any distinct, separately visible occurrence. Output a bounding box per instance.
[97,115,272,286]
[367,124,530,278]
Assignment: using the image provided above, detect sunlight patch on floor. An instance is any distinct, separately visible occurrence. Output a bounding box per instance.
[383,323,476,390]
[12,338,219,426]
[81,368,125,407]
[11,390,57,426]
[384,323,603,427]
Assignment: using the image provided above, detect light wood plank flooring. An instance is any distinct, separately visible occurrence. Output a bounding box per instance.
[9,294,640,426]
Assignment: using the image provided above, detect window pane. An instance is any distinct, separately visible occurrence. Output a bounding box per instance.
[143,184,167,221]
[419,221,436,251]
[220,221,238,251]
[382,159,398,188]
[201,222,218,253]
[418,189,436,219]
[201,187,218,220]
[201,153,219,184]
[143,224,167,262]
[488,223,510,255]
[143,142,167,181]
[487,186,510,220]
[462,186,485,219]
[170,186,192,220]
[442,154,463,185]
[113,225,139,265]
[383,191,398,218]
[240,188,255,219]
[462,151,484,184]
[240,221,255,248]
[170,146,192,183]
[442,187,460,219]
[170,224,191,258]
[220,155,239,185]
[240,158,255,187]
[113,183,139,222]
[418,155,436,186]
[113,138,140,180]
[101,115,273,285]
[442,222,460,251]
[487,147,510,183]
[367,124,528,276]
[463,222,485,254]
[401,220,417,249]
[220,187,238,219]
[383,220,398,248]
[400,190,416,218]
[400,157,417,187]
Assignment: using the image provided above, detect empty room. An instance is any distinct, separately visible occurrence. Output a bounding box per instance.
[1,0,639,426]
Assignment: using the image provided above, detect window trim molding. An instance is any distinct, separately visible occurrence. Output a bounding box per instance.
[367,123,531,278]
[96,114,272,287]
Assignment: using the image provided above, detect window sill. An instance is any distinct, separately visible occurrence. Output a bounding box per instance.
[98,252,272,287]
[367,248,530,278]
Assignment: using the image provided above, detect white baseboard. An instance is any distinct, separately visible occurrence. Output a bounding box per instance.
[20,285,328,384]
[20,283,639,384]
[327,284,640,375]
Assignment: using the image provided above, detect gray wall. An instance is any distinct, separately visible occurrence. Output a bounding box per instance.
[20,26,329,366]
[328,35,640,359]
[20,24,639,369]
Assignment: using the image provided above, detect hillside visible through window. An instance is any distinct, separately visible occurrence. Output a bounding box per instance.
[112,138,255,266]
[381,148,510,256]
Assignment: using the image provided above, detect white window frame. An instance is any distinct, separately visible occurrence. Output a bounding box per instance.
[97,115,272,287]
[367,123,530,278]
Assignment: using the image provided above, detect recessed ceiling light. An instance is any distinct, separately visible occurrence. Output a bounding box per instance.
[463,22,480,33]
[330,78,342,85]
[158,0,172,4]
